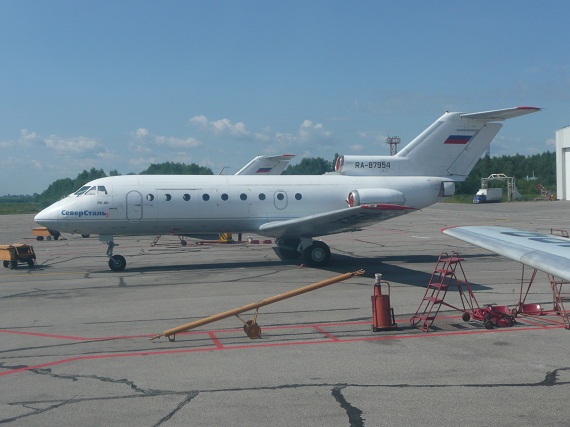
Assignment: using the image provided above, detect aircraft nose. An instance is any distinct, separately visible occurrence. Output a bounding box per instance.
[34,204,63,230]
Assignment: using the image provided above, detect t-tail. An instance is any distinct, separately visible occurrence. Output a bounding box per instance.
[335,106,540,180]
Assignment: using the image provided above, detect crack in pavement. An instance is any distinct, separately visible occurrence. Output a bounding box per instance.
[1,367,569,425]
[152,392,200,427]
[332,384,365,427]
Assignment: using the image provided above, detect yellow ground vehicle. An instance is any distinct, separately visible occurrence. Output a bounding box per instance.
[32,227,61,241]
[0,244,36,269]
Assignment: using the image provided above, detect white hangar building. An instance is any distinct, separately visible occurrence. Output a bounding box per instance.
[556,125,570,200]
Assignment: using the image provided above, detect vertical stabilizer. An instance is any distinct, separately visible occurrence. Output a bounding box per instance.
[395,107,540,180]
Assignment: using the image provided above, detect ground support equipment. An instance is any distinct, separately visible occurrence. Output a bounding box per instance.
[32,227,61,241]
[547,274,570,329]
[0,243,36,269]
[371,274,397,331]
[410,252,514,331]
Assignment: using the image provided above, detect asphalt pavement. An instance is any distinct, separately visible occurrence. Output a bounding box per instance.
[1,200,569,426]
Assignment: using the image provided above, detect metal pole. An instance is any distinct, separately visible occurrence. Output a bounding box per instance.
[151,269,365,340]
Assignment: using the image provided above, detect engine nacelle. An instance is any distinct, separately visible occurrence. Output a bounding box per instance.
[347,188,406,207]
[440,181,455,197]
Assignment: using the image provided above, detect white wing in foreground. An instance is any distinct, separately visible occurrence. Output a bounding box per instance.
[442,226,570,281]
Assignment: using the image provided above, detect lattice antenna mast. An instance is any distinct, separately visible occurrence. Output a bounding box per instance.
[386,136,401,156]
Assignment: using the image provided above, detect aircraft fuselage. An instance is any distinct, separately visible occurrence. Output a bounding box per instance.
[36,174,444,238]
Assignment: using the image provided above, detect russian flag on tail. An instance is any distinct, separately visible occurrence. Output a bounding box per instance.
[444,135,471,144]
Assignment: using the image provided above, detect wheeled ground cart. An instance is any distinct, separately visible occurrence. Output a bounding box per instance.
[32,227,61,241]
[0,244,37,269]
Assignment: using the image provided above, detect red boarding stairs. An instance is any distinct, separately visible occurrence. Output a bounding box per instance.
[410,252,514,332]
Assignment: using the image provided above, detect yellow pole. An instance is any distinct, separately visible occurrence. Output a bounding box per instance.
[151,269,364,340]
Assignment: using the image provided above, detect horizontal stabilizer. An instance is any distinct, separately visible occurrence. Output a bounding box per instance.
[235,154,295,175]
[442,226,570,281]
[461,106,541,121]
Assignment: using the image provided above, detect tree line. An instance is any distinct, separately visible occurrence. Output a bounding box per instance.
[0,151,557,208]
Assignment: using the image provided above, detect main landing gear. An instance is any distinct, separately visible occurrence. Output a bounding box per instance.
[276,237,331,267]
[101,236,126,272]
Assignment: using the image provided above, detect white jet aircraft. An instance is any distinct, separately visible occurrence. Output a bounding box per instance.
[34,106,540,271]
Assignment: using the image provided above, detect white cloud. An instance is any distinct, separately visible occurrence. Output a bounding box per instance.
[20,129,39,143]
[133,128,150,139]
[274,119,332,146]
[131,128,202,149]
[155,135,201,148]
[43,135,102,154]
[189,115,250,137]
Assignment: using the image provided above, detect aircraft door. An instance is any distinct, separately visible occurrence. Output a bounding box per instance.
[126,191,143,222]
[274,190,288,210]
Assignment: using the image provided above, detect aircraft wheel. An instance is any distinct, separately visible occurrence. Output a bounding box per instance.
[302,241,331,267]
[108,255,126,272]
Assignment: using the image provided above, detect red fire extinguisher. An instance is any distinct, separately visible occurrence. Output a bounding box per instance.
[371,273,396,331]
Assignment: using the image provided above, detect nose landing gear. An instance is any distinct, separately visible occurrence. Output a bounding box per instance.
[101,236,126,272]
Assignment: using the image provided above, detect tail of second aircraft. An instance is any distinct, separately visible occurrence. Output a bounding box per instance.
[335,107,540,180]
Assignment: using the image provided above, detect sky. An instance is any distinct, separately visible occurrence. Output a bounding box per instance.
[1,0,569,195]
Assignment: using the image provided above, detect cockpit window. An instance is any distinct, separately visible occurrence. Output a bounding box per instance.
[73,185,91,196]
[97,186,107,194]
[85,186,97,195]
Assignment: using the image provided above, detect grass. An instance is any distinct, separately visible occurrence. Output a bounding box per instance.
[0,203,41,215]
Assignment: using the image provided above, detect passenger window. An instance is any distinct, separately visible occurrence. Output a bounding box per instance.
[202,194,210,201]
[295,193,302,200]
[259,193,266,201]
[277,193,285,201]
[240,193,247,201]
[221,193,229,201]
[146,194,154,201]
[164,194,172,201]
[183,194,191,201]
[97,186,108,195]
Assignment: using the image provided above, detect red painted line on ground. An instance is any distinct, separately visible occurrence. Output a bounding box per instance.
[0,319,564,378]
[0,329,153,341]
[312,325,340,341]
[207,331,224,349]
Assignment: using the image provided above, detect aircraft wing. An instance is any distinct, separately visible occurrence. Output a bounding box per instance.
[260,204,415,238]
[235,154,295,175]
[442,226,570,281]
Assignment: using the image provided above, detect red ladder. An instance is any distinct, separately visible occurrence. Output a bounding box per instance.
[410,252,480,332]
